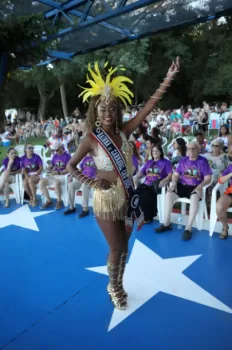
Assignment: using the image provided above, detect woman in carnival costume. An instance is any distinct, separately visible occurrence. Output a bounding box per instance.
[67,58,180,310]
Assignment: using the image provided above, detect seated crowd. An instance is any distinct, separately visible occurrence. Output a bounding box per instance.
[1,102,232,241]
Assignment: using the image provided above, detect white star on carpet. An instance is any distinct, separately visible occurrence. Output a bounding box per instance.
[0,205,54,232]
[87,240,232,332]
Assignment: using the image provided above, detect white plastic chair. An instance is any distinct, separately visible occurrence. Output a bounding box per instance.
[74,185,94,207]
[162,137,167,147]
[15,145,25,157]
[191,121,198,134]
[43,148,52,169]
[157,186,166,223]
[172,181,212,230]
[0,166,21,204]
[19,173,69,207]
[209,181,229,237]
[135,176,166,224]
[33,145,45,160]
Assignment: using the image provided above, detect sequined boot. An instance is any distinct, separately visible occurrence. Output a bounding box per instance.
[107,259,127,310]
[118,252,128,299]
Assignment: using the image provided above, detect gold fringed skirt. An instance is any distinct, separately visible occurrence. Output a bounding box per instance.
[93,178,126,221]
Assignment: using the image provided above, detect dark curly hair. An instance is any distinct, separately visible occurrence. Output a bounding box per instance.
[85,96,123,133]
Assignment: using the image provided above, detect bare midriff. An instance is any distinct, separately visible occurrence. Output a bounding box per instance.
[95,169,119,185]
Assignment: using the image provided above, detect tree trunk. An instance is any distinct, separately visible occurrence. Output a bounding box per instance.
[60,82,68,119]
[37,94,48,121]
[37,84,56,121]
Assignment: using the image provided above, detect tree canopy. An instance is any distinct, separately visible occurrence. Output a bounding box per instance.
[2,16,232,122]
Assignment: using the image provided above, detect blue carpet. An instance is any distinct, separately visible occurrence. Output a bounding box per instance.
[0,202,231,350]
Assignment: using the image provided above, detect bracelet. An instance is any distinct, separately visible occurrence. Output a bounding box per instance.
[84,178,89,185]
[156,89,166,93]
[161,83,170,87]
[167,71,179,78]
[93,182,98,189]
[150,96,162,100]
[88,179,94,187]
[72,169,79,176]
[77,173,84,182]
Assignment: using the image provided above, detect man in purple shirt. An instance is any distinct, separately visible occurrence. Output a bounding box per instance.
[155,141,212,240]
[39,141,71,210]
[64,155,96,218]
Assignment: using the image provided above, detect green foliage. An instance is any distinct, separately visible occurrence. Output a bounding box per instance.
[3,17,232,119]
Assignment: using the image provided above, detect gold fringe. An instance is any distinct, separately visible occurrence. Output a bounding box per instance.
[93,178,126,221]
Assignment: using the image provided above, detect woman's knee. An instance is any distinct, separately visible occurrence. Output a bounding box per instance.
[39,179,47,190]
[165,191,175,203]
[54,179,61,188]
[216,197,225,214]
[23,179,29,187]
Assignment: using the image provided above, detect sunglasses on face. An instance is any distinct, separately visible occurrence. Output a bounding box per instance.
[27,147,34,150]
[212,145,219,148]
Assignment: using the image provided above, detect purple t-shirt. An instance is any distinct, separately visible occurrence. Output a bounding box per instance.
[2,156,21,172]
[176,155,212,186]
[79,156,96,179]
[51,152,71,172]
[222,164,232,186]
[132,155,139,176]
[20,154,43,174]
[140,158,172,186]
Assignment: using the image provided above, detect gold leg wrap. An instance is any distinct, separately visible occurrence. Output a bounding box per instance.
[107,259,127,310]
[118,253,128,299]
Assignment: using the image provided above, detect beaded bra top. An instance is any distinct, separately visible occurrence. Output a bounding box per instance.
[93,131,133,174]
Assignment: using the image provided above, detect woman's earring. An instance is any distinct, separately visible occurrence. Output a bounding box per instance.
[95,118,101,130]
[115,119,119,134]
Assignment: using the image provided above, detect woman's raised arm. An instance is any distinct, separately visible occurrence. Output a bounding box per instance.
[123,57,180,138]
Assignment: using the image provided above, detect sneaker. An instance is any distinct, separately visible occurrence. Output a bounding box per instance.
[182,230,192,241]
[79,210,89,218]
[155,224,172,233]
[55,201,62,210]
[64,208,76,215]
[41,201,53,210]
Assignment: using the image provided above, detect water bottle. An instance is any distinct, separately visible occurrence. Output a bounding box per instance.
[0,195,5,205]
[41,195,46,206]
[177,215,183,230]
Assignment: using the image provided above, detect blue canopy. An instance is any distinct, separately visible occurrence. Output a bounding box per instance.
[1,0,232,65]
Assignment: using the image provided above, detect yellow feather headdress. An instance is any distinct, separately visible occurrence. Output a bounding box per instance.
[78,62,134,106]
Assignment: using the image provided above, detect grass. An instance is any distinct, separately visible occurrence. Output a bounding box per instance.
[0,137,46,164]
[0,129,218,165]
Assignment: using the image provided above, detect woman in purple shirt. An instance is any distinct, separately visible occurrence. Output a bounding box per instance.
[128,141,142,176]
[39,141,71,210]
[155,141,212,240]
[0,148,21,207]
[216,163,232,239]
[135,144,172,223]
[20,144,43,207]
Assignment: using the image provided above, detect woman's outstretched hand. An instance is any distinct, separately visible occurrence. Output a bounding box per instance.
[167,57,180,77]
